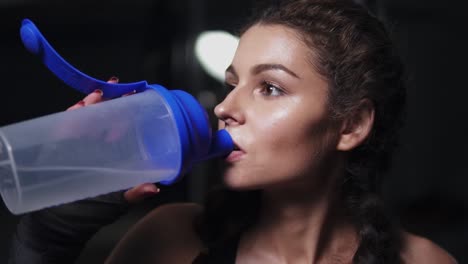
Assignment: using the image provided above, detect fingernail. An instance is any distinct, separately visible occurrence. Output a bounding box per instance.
[144,186,160,195]
[109,76,119,82]
[93,89,103,96]
[143,190,159,198]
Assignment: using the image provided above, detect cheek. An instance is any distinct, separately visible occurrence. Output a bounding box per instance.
[223,129,334,190]
[222,102,337,188]
[257,113,338,176]
[262,133,321,176]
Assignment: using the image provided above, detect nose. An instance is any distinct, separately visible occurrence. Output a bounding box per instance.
[214,88,245,127]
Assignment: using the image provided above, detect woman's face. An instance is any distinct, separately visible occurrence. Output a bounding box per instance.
[215,24,341,190]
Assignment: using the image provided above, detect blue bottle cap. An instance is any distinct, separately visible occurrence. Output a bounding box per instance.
[148,85,233,184]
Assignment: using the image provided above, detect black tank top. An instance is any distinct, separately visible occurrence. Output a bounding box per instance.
[192,234,241,264]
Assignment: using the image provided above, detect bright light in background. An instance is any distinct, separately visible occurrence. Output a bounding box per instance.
[195,31,239,82]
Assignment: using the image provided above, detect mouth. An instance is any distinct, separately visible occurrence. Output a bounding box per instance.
[231,139,243,152]
[226,140,245,162]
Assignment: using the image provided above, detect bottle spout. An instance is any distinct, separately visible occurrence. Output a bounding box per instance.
[200,129,233,161]
[160,129,232,185]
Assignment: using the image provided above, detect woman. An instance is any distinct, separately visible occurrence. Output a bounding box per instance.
[101,0,457,263]
[9,0,457,263]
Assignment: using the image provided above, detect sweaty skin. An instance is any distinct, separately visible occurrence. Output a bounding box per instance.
[216,24,342,193]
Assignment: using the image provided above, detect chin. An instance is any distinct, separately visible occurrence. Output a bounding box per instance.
[222,171,271,191]
[222,172,257,190]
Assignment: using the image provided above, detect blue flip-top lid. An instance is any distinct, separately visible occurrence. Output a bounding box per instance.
[19,18,233,184]
[149,84,233,184]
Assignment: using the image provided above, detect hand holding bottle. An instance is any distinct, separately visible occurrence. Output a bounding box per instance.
[66,77,160,203]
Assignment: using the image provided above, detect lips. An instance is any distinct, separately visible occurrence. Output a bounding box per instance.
[230,137,244,151]
[226,150,244,162]
[226,139,245,162]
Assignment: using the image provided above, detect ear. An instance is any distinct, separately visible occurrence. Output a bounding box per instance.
[336,99,375,151]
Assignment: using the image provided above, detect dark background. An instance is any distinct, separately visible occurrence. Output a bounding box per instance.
[0,0,467,263]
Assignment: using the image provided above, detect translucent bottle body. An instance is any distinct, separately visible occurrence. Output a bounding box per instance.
[0,89,181,214]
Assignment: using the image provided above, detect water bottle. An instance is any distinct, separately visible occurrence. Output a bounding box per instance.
[0,19,233,215]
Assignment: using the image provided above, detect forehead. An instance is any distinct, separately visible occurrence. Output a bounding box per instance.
[232,24,314,75]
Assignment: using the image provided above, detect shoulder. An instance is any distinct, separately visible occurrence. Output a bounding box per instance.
[400,231,458,264]
[105,202,205,264]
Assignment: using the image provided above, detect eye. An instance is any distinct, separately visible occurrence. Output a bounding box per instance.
[223,82,236,95]
[260,81,284,97]
[224,82,235,90]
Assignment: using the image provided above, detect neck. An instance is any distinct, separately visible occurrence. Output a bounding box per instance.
[239,164,358,263]
[260,186,342,262]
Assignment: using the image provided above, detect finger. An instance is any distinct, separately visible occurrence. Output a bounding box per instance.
[124,183,160,204]
[81,89,104,106]
[66,100,85,111]
[105,120,127,142]
[107,76,119,84]
[67,77,119,111]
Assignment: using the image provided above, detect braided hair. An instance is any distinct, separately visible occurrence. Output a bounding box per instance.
[194,1,406,263]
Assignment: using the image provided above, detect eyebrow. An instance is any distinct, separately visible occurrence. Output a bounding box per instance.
[225,63,300,79]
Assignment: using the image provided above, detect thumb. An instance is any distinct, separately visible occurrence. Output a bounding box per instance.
[123,183,160,204]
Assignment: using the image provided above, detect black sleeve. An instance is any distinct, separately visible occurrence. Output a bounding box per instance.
[8,191,130,264]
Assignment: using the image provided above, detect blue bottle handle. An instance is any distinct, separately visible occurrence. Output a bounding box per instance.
[20,19,147,99]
